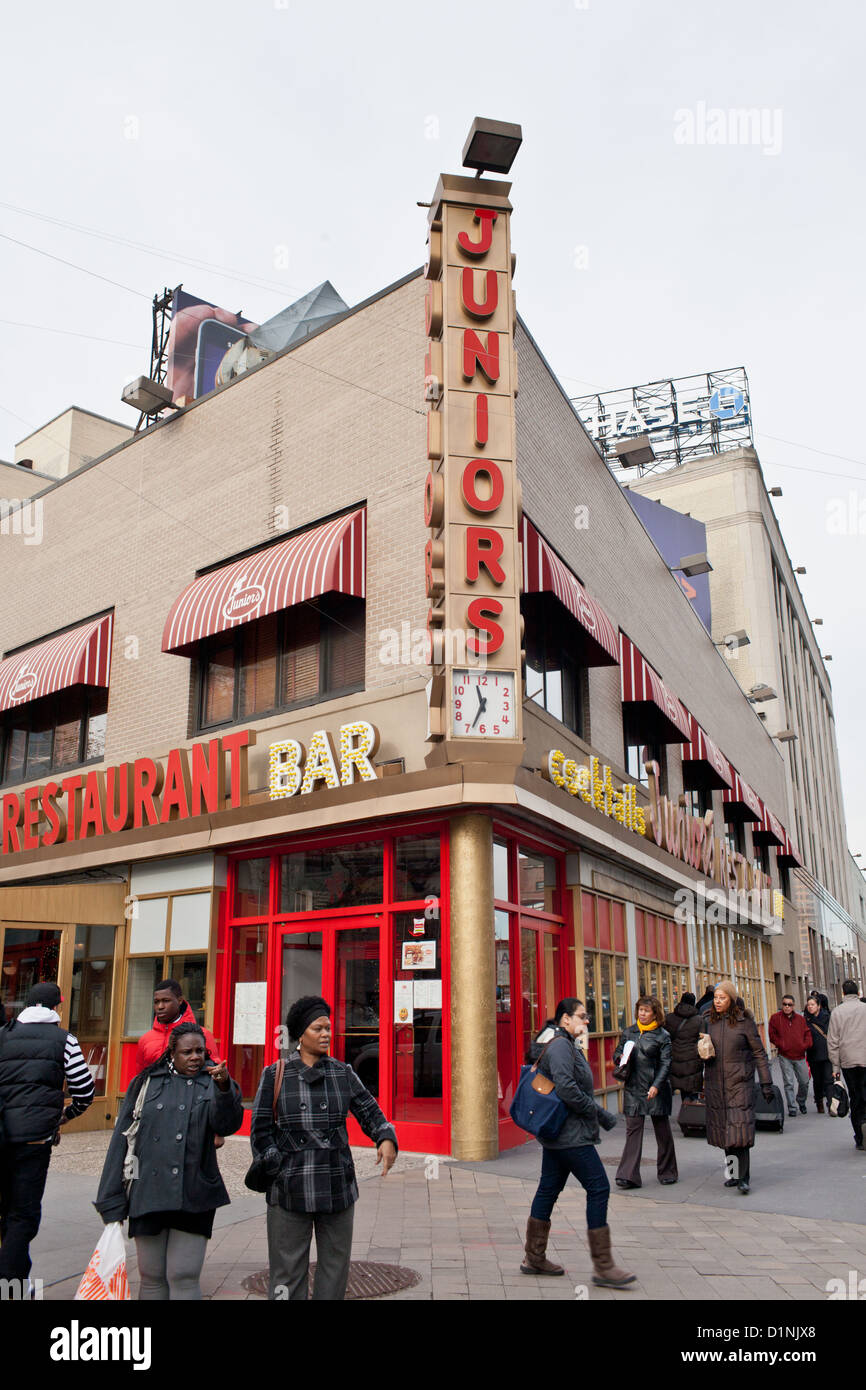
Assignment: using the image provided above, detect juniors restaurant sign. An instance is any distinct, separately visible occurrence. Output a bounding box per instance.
[0,722,383,859]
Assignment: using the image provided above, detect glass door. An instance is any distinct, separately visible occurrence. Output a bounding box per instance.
[334,926,380,1097]
[392,909,442,1125]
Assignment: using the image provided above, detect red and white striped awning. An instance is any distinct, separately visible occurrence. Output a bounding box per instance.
[163,508,366,655]
[753,803,786,846]
[0,614,113,712]
[520,517,619,665]
[619,633,692,743]
[722,769,764,822]
[777,829,804,867]
[681,722,733,790]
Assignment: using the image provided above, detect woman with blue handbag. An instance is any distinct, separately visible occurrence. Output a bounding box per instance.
[521,997,635,1288]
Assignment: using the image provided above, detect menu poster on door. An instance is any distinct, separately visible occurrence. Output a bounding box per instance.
[413,978,442,1010]
[233,981,268,1045]
[394,980,414,1025]
[401,941,436,970]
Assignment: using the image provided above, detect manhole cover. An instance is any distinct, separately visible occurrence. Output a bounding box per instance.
[242,1261,422,1300]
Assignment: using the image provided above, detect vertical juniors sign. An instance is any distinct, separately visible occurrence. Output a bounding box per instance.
[423,172,522,751]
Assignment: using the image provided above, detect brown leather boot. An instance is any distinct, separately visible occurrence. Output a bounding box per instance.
[816,1098,825,1114]
[520,1217,565,1275]
[587,1225,636,1288]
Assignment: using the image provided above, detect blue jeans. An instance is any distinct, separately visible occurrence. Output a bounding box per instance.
[530,1144,610,1230]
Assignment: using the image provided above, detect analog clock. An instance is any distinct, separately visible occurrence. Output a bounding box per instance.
[451,669,516,738]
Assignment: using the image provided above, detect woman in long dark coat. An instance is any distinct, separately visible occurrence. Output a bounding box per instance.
[702,980,773,1195]
[804,997,833,1113]
[611,995,677,1188]
[664,992,705,1099]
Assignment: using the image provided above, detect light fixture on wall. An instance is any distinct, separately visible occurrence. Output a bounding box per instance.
[670,553,713,577]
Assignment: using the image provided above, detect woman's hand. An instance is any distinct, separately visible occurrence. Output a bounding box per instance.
[206,1061,230,1092]
[647,1086,659,1100]
[376,1140,397,1177]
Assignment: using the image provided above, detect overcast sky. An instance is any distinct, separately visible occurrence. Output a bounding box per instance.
[2,0,864,885]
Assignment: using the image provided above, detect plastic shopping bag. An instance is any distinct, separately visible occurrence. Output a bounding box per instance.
[75,1222,131,1300]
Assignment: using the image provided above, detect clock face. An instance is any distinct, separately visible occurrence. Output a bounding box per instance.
[451,669,516,738]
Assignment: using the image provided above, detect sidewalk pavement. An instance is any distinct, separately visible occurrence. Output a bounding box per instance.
[34,1087,866,1301]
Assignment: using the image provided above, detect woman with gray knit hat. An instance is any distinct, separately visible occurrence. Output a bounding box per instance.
[250,995,397,1300]
[701,980,773,1195]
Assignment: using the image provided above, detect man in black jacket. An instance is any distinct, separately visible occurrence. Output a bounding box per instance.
[0,983,95,1287]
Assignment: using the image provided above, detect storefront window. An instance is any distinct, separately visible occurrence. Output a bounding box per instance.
[235,857,271,917]
[518,847,557,912]
[70,924,116,1097]
[0,928,62,1016]
[279,841,382,912]
[334,928,379,1094]
[124,958,164,1035]
[393,910,442,1123]
[520,926,539,1060]
[493,838,509,902]
[395,835,440,901]
[495,911,511,1013]
[168,955,207,1024]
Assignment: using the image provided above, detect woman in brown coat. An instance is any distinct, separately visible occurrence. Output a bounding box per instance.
[701,980,773,1195]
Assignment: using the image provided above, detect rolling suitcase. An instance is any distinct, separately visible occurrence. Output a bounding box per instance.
[677,1093,707,1136]
[754,1081,785,1132]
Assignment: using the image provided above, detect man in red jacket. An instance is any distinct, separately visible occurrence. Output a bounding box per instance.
[135,980,220,1072]
[769,996,811,1117]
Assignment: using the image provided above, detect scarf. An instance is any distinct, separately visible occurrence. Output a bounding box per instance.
[637,1020,658,1033]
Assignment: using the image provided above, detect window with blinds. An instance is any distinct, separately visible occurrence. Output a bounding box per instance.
[196,596,364,731]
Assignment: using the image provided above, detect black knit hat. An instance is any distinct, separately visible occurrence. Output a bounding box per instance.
[286,995,331,1041]
[27,982,62,1008]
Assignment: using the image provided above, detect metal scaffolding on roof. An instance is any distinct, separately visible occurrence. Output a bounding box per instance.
[572,367,753,476]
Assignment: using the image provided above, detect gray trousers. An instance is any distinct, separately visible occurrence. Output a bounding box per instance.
[267,1201,355,1301]
[135,1230,208,1300]
[616,1115,678,1185]
[779,1056,810,1111]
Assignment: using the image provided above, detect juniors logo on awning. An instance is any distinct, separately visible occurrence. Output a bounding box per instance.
[222,576,265,623]
[9,670,37,703]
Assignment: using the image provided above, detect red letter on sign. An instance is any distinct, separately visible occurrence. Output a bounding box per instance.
[466,527,506,585]
[460,268,498,318]
[133,759,164,829]
[41,783,64,848]
[466,598,505,656]
[221,729,253,809]
[79,771,105,839]
[457,208,497,256]
[161,748,192,823]
[2,793,21,854]
[461,458,505,514]
[23,786,42,851]
[191,739,225,816]
[61,775,83,841]
[475,394,489,446]
[463,330,500,384]
[105,765,132,834]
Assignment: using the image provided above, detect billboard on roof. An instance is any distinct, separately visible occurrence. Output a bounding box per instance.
[625,490,712,633]
[165,290,258,402]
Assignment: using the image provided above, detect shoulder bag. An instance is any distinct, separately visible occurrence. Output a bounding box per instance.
[122,1077,151,1192]
[509,1041,568,1142]
[244,1058,286,1193]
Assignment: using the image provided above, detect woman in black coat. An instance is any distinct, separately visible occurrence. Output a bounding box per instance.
[611,995,677,1188]
[95,1022,243,1299]
[664,993,705,1099]
[522,997,634,1288]
[804,997,833,1113]
[702,981,773,1195]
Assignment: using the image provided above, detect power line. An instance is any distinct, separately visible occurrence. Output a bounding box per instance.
[0,231,151,299]
[0,199,310,301]
[0,318,142,349]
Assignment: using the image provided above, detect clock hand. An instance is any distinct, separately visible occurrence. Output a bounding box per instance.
[469,687,487,730]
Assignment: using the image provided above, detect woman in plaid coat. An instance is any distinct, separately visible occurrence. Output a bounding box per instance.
[250,995,397,1301]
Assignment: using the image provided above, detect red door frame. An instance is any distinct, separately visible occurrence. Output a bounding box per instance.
[492,821,574,1150]
[218,819,451,1155]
